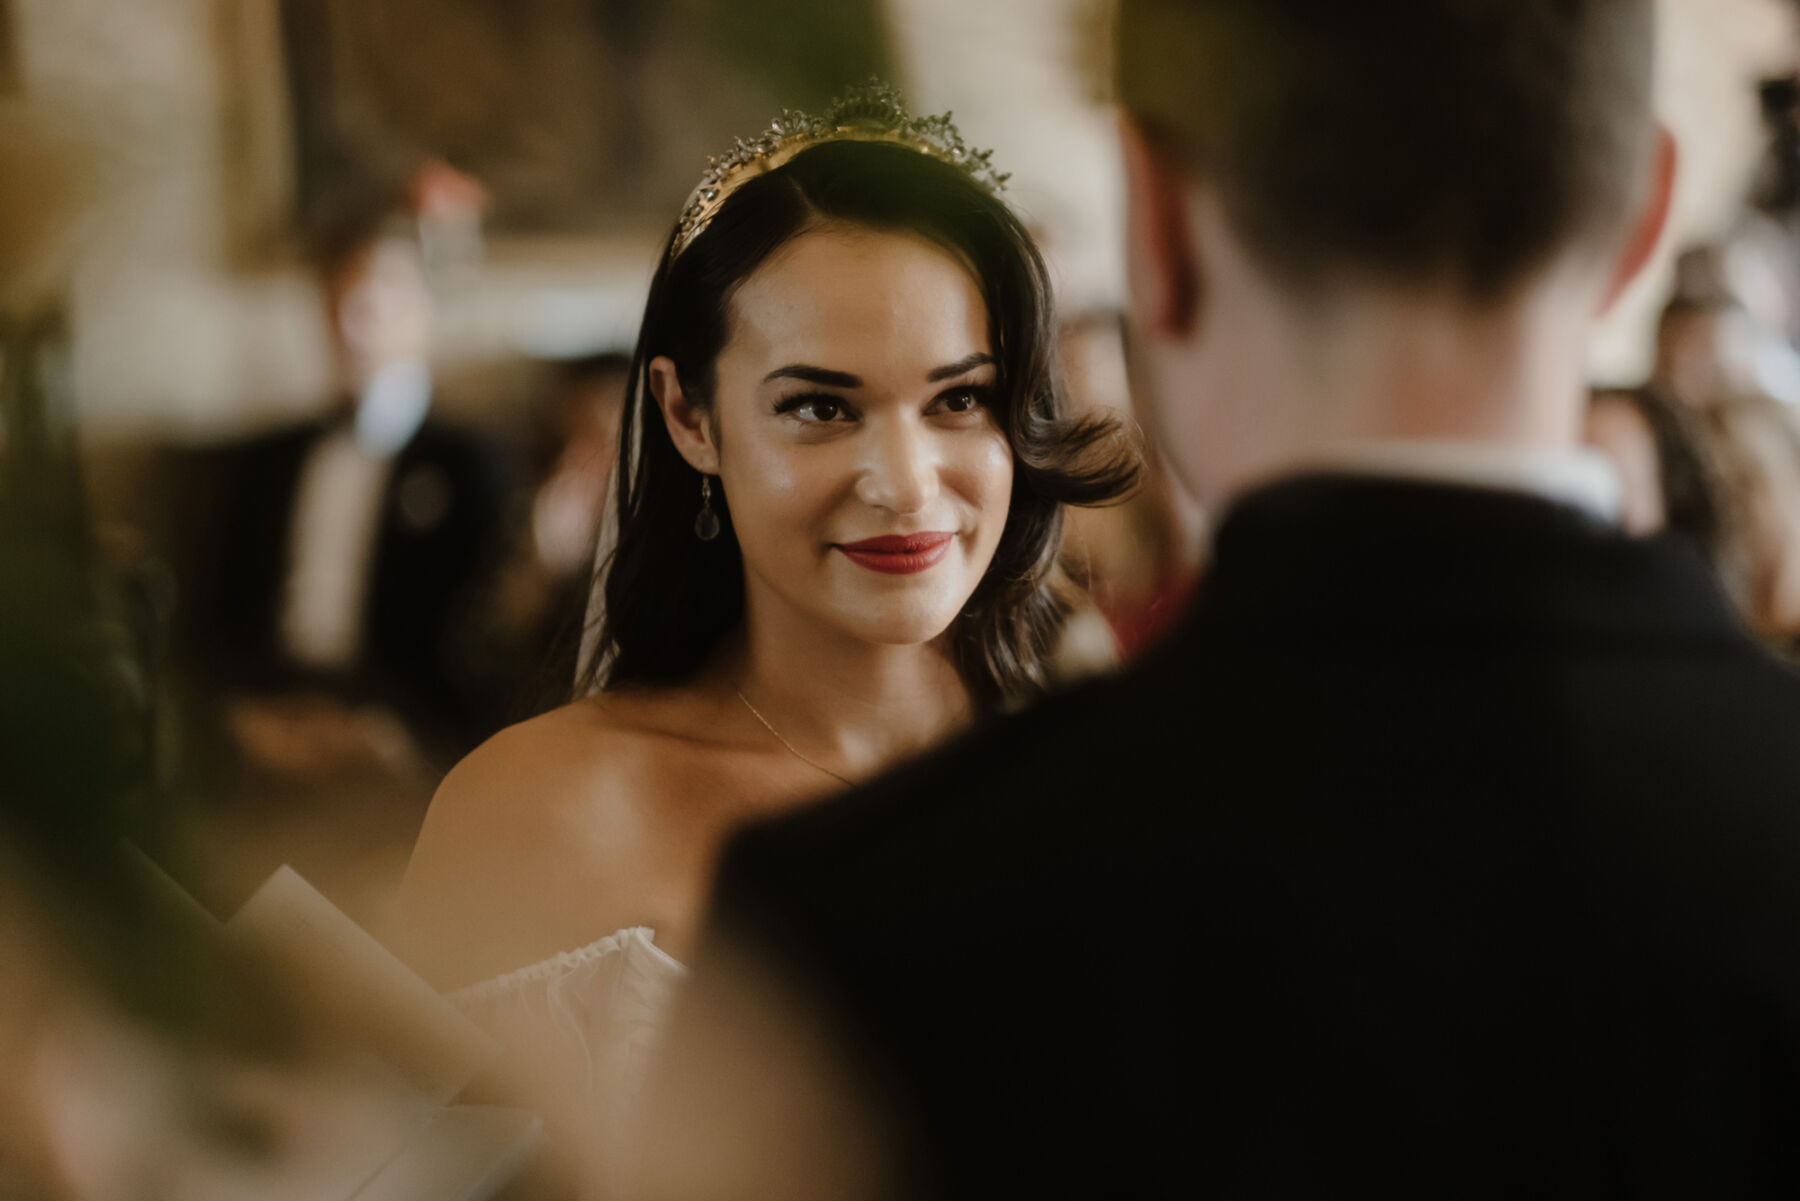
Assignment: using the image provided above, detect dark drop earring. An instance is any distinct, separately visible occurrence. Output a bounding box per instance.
[694,475,721,541]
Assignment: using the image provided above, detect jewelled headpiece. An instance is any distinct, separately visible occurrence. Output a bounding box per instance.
[668,80,1011,262]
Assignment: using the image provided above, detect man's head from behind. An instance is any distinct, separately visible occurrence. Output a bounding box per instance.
[1117,0,1668,502]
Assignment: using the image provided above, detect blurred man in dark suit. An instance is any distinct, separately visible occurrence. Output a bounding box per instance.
[178,202,511,768]
[648,3,1800,1198]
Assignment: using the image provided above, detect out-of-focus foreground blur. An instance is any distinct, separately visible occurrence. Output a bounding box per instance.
[7,0,1800,1196]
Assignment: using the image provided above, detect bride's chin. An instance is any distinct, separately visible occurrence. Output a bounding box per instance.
[834,602,964,649]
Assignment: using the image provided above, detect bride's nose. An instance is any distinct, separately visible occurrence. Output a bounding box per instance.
[854,418,939,515]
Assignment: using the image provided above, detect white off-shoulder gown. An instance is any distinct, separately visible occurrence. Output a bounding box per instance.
[449,927,687,1197]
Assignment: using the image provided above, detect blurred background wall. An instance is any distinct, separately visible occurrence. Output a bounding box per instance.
[14,0,1793,445]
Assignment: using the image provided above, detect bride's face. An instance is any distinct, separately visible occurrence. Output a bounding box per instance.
[660,224,1014,649]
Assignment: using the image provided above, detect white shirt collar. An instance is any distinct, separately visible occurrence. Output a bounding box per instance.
[353,360,433,456]
[1303,439,1622,524]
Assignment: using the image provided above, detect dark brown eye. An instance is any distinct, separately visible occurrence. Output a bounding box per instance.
[776,394,849,422]
[934,386,991,415]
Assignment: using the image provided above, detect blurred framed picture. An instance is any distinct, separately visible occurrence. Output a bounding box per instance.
[276,0,889,239]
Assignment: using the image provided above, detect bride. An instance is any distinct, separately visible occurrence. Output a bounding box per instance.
[385,83,1136,1190]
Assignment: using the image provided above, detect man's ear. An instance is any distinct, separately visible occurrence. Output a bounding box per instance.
[1119,114,1200,337]
[1602,125,1679,314]
[650,356,720,474]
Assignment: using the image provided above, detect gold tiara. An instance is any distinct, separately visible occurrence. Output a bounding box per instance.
[667,80,1011,262]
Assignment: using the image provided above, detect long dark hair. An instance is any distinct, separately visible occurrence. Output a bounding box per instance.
[581,137,1138,712]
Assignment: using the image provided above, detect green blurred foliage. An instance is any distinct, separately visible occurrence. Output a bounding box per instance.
[0,313,247,1041]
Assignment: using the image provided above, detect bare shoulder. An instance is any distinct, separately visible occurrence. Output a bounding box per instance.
[418,701,645,849]
[447,699,645,813]
[384,693,702,988]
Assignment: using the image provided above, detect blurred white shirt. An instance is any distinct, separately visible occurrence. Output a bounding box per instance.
[1312,440,1621,524]
[280,363,432,673]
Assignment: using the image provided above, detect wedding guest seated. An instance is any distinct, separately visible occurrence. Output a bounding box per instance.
[1583,386,1743,578]
[1705,389,1800,647]
[1653,292,1766,410]
[171,189,513,772]
[1637,270,1800,646]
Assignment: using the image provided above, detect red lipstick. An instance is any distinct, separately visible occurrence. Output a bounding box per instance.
[835,532,955,575]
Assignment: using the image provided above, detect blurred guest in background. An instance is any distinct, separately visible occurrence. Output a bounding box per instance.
[1732,75,1800,354]
[1653,292,1767,408]
[655,2,1800,1197]
[1582,385,1745,588]
[1056,310,1203,658]
[1631,247,1800,647]
[173,189,513,773]
[1648,244,1798,407]
[459,352,631,721]
[386,84,1138,1198]
[1583,388,1673,536]
[1703,387,1800,645]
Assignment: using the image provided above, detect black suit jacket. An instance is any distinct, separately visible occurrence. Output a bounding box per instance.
[177,414,512,755]
[705,475,1800,1199]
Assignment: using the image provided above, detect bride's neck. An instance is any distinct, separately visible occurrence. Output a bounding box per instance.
[722,602,973,776]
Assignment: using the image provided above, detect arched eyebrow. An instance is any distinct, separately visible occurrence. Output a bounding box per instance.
[762,353,994,388]
[763,365,862,387]
[926,353,995,382]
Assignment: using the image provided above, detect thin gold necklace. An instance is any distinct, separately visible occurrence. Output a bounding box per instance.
[734,686,855,787]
